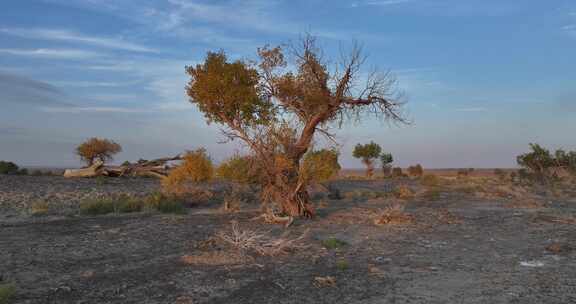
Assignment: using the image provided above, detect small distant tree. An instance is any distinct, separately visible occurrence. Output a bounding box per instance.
[0,161,20,175]
[380,153,393,177]
[301,148,341,183]
[76,137,122,166]
[407,164,423,177]
[353,141,382,178]
[162,148,214,194]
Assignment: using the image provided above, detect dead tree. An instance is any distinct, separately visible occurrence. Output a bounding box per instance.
[63,154,184,178]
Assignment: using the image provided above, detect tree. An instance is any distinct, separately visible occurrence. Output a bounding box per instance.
[380,153,393,177]
[407,164,423,177]
[186,34,407,217]
[517,143,576,183]
[76,137,122,166]
[301,148,341,183]
[353,141,382,178]
[0,161,20,175]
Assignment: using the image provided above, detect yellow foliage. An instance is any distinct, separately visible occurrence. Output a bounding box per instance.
[162,149,213,194]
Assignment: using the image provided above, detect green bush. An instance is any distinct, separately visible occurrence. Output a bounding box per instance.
[302,148,341,183]
[144,192,186,214]
[0,161,20,175]
[217,154,262,184]
[353,141,382,178]
[322,237,348,249]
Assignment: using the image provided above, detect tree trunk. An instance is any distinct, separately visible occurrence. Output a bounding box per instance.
[363,159,374,178]
[264,157,315,218]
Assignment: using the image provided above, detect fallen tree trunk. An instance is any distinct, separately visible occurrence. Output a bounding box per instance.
[63,154,184,178]
[63,160,105,178]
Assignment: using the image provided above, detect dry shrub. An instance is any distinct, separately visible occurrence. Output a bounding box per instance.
[217,154,262,185]
[373,204,414,226]
[534,214,576,225]
[162,148,213,195]
[217,221,308,256]
[394,185,414,199]
[30,200,50,216]
[301,148,341,183]
[180,252,250,266]
[506,198,545,209]
[313,276,336,288]
[221,193,244,212]
[435,209,462,224]
[420,174,440,187]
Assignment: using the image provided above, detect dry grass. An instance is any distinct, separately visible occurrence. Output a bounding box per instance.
[313,276,336,288]
[506,198,545,209]
[434,209,463,224]
[373,204,414,226]
[180,251,250,266]
[534,214,576,225]
[394,185,414,200]
[216,221,308,256]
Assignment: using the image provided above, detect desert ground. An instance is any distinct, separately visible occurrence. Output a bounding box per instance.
[1,173,576,304]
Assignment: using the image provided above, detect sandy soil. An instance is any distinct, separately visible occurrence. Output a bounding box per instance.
[1,176,575,303]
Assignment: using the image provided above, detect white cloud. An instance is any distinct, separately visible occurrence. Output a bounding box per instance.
[51,80,137,87]
[0,48,101,59]
[1,28,156,52]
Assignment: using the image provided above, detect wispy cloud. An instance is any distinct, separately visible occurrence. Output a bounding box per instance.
[1,28,156,52]
[0,48,101,59]
[455,107,488,112]
[362,0,417,7]
[51,80,138,87]
[40,106,152,114]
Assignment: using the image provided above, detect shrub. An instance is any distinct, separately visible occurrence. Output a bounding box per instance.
[162,148,213,194]
[0,161,20,175]
[457,169,469,177]
[353,141,382,178]
[79,198,118,215]
[373,204,414,226]
[217,154,261,184]
[144,192,186,214]
[322,237,348,249]
[0,284,15,304]
[420,174,440,187]
[30,200,50,216]
[494,169,507,181]
[76,137,122,166]
[394,185,413,199]
[517,143,576,184]
[301,148,341,183]
[391,167,403,178]
[407,164,424,177]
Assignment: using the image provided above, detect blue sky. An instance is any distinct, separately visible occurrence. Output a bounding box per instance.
[0,0,575,168]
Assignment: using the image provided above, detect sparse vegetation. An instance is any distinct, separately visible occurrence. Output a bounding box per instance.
[0,161,28,175]
[321,237,348,249]
[0,284,15,304]
[79,193,186,216]
[420,174,440,187]
[76,137,122,166]
[517,143,576,184]
[373,204,414,226]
